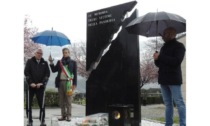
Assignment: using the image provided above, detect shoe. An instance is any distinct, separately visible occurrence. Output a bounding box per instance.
[40,121,46,126]
[66,116,71,122]
[58,116,66,121]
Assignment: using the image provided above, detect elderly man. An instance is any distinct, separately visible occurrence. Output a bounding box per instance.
[153,27,186,126]
[24,48,50,126]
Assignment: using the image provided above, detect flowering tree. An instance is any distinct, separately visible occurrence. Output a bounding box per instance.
[140,50,158,88]
[70,42,89,78]
[24,15,40,64]
[140,38,163,88]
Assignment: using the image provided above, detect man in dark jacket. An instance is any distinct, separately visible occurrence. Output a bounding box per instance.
[24,48,50,126]
[48,48,77,121]
[153,27,186,126]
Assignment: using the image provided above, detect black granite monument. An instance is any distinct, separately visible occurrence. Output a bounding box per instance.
[86,1,140,126]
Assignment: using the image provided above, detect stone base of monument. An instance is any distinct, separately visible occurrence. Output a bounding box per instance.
[51,114,171,126]
[51,113,109,126]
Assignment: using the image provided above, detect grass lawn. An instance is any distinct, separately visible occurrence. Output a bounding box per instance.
[154,116,179,124]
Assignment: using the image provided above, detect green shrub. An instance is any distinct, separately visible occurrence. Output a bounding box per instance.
[24,90,59,108]
[24,90,85,108]
[73,98,86,105]
[141,96,163,105]
[44,91,59,107]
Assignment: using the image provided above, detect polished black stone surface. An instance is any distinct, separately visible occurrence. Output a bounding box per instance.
[86,1,137,71]
[86,1,140,126]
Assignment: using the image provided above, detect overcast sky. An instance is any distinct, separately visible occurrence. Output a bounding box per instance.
[25,0,188,42]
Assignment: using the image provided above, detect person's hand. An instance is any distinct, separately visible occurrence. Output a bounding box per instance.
[36,83,43,89]
[153,52,159,60]
[48,55,54,64]
[30,83,36,88]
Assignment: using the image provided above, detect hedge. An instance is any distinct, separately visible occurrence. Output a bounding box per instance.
[24,90,59,107]
[24,91,163,107]
[140,96,163,105]
[24,89,87,108]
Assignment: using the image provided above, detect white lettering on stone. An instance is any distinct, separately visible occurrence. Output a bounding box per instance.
[87,10,116,27]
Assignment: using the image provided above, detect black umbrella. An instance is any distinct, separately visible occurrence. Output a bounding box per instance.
[126,11,186,50]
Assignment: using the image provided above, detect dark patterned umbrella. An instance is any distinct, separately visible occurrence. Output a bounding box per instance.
[126,11,186,37]
[126,11,186,51]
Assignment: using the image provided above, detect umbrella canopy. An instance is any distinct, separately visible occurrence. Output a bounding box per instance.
[126,11,186,37]
[31,29,71,46]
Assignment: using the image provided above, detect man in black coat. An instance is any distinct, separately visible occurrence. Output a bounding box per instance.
[24,48,50,126]
[153,27,186,126]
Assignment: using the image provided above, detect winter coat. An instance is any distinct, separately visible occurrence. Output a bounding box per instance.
[24,57,50,87]
[154,38,185,85]
[50,57,77,88]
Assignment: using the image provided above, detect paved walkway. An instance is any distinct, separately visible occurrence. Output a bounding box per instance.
[24,104,179,126]
[142,104,179,119]
[24,104,85,126]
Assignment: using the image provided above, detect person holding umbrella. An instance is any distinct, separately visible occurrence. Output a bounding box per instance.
[48,48,77,121]
[153,27,186,126]
[24,48,50,126]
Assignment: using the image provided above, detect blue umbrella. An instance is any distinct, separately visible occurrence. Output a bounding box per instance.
[31,28,71,46]
[31,28,71,59]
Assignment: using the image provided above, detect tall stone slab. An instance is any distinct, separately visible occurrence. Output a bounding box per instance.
[86,1,140,125]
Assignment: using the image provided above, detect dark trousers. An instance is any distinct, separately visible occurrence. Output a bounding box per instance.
[25,89,28,118]
[28,88,45,123]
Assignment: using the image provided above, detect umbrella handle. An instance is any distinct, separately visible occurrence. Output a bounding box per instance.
[49,54,54,62]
